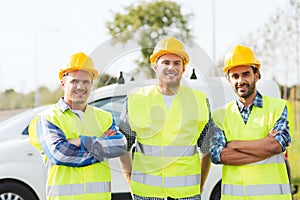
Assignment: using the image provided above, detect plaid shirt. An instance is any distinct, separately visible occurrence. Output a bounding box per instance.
[36,98,127,167]
[118,97,217,155]
[210,92,291,164]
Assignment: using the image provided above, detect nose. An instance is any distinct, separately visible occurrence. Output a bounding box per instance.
[237,76,246,84]
[167,63,176,70]
[76,81,84,89]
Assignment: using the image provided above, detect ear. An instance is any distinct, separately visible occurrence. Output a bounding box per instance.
[226,75,231,83]
[152,63,158,72]
[182,66,185,73]
[60,80,65,88]
[254,72,260,82]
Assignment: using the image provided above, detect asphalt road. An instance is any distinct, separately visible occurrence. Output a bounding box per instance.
[0,108,29,122]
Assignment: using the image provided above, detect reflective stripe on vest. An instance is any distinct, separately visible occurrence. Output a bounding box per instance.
[136,142,198,157]
[47,182,111,196]
[128,85,208,198]
[222,183,291,196]
[39,104,113,199]
[221,96,291,199]
[132,172,200,188]
[248,154,284,165]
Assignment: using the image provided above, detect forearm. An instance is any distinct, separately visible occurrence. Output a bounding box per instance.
[119,152,132,185]
[68,120,127,160]
[37,117,96,166]
[228,136,282,158]
[220,147,266,165]
[201,153,211,192]
[80,132,127,160]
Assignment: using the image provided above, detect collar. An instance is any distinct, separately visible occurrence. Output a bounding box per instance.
[236,91,263,111]
[155,84,181,96]
[57,98,71,113]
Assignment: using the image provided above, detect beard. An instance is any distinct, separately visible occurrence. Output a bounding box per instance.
[71,90,89,104]
[235,82,255,98]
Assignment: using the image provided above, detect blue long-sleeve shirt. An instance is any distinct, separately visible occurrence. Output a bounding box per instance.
[210,92,291,164]
[36,98,127,167]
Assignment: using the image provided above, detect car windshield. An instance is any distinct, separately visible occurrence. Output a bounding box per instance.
[89,95,126,123]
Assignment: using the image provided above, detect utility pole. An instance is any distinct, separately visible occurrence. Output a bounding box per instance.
[212,0,216,64]
[34,28,59,107]
[295,0,299,130]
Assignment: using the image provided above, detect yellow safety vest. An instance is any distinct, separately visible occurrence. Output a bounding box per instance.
[128,85,209,198]
[219,96,292,200]
[29,104,113,200]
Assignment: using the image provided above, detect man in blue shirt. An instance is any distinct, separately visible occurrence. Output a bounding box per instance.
[29,52,127,199]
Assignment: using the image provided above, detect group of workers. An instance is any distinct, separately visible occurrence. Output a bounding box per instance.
[29,36,292,200]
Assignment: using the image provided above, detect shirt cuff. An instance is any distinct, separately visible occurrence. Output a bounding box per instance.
[274,135,286,152]
[215,149,223,164]
[80,135,92,152]
[209,147,223,164]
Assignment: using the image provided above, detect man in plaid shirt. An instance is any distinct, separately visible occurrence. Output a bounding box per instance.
[210,45,292,200]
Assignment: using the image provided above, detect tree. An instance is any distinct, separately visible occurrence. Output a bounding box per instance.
[106,0,193,78]
[241,0,300,91]
[95,73,117,88]
[0,89,28,109]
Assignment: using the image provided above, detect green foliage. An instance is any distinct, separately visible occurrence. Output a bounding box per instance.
[38,86,63,105]
[0,90,30,109]
[95,73,117,88]
[0,73,116,110]
[106,0,193,78]
[0,86,62,109]
[241,0,300,87]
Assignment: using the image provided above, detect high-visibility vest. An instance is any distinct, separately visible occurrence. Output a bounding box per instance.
[220,96,292,200]
[128,85,209,198]
[30,104,113,200]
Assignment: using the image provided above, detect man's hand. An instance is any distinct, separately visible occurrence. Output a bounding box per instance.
[102,129,116,137]
[268,130,278,137]
[68,138,81,147]
[67,129,116,148]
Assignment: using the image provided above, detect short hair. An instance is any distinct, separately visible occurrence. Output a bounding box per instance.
[251,65,261,79]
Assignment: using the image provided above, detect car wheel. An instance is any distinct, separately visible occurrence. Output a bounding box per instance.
[0,181,38,200]
[210,180,221,200]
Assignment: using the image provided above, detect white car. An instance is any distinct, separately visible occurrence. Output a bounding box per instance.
[0,77,283,200]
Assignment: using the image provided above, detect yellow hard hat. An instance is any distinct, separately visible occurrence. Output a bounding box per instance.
[58,52,98,80]
[223,45,260,73]
[150,37,189,67]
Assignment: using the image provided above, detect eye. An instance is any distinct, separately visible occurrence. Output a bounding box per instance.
[162,60,170,65]
[174,61,181,66]
[243,72,251,77]
[83,80,91,84]
[231,74,239,79]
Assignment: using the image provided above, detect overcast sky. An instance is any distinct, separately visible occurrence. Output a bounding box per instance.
[0,0,287,93]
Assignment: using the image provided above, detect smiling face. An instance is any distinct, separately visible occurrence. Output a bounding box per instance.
[227,65,259,104]
[153,54,185,89]
[61,70,93,110]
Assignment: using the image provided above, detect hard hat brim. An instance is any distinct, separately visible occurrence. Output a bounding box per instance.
[223,63,261,73]
[59,67,99,80]
[150,50,189,67]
